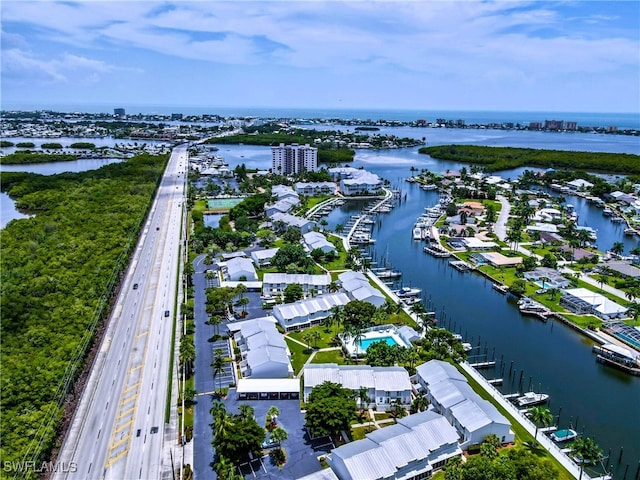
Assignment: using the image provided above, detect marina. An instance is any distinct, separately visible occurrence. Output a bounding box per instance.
[5,127,640,478]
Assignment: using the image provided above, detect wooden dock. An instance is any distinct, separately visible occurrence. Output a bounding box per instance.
[469,361,496,369]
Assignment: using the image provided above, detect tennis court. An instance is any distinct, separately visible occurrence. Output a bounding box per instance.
[207,197,245,210]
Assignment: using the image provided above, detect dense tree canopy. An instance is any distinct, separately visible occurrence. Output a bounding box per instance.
[305,381,356,437]
[342,300,377,333]
[421,145,640,174]
[365,340,407,367]
[0,154,168,473]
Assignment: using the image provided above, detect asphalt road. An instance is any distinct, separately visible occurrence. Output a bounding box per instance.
[53,145,187,480]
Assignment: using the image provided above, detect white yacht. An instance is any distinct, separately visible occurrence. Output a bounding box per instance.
[516,391,549,407]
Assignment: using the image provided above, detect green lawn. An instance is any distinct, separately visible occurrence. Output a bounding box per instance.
[284,337,312,375]
[310,349,345,364]
[288,324,339,349]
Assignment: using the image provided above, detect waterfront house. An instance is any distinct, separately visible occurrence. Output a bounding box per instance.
[272,292,351,331]
[272,184,300,201]
[460,237,498,251]
[233,318,293,378]
[567,179,594,191]
[303,364,412,409]
[560,288,628,320]
[449,398,514,448]
[479,252,523,268]
[338,271,386,308]
[415,360,514,448]
[262,273,332,297]
[523,267,570,289]
[329,167,383,196]
[264,198,299,217]
[295,181,335,196]
[303,231,337,255]
[415,360,467,391]
[269,212,316,234]
[326,411,462,480]
[604,260,640,279]
[250,247,280,268]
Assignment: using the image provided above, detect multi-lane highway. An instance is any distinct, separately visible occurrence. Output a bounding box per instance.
[54,145,187,480]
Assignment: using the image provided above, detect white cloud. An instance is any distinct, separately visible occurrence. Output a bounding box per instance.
[2,48,120,83]
[1,1,638,110]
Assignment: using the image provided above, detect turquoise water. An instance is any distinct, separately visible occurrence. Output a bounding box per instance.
[358,336,398,350]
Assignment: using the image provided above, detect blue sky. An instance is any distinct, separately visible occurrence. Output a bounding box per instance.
[2,1,639,113]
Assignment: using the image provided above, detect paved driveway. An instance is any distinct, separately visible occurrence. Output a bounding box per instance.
[225,392,334,480]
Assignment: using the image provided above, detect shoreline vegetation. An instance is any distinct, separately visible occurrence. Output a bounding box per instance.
[0,154,168,473]
[420,145,640,175]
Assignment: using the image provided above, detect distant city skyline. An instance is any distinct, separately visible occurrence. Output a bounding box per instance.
[2,1,639,114]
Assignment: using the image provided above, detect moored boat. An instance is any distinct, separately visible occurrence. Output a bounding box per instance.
[550,429,578,442]
[515,391,549,407]
[394,286,422,297]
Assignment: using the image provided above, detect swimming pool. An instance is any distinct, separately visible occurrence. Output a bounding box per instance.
[358,336,398,350]
[341,325,414,357]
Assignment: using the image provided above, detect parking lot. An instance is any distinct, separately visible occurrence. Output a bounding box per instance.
[224,392,335,480]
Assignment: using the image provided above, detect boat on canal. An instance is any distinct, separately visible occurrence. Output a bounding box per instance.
[373,268,402,279]
[515,391,549,407]
[592,343,640,376]
[550,428,578,443]
[394,286,422,297]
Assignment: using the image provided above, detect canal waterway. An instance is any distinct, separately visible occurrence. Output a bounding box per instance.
[211,137,640,477]
[2,130,639,475]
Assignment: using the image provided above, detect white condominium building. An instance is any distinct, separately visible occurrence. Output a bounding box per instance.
[272,143,318,175]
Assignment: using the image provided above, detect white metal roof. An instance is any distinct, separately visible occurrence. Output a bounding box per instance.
[236,378,300,393]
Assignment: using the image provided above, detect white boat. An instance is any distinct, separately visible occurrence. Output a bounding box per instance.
[550,429,578,443]
[603,207,613,216]
[394,287,422,297]
[516,391,549,407]
[412,226,423,240]
[374,268,402,279]
[421,183,438,190]
[403,296,422,306]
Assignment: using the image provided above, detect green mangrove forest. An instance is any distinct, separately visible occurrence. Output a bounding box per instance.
[420,145,640,174]
[0,153,168,476]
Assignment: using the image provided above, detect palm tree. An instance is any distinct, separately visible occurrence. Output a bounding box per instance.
[335,223,345,234]
[212,348,227,395]
[329,305,344,337]
[611,241,625,257]
[210,401,231,439]
[238,296,250,315]
[267,405,280,423]
[572,436,603,480]
[311,330,321,349]
[207,314,223,335]
[356,386,371,413]
[270,426,288,447]
[328,281,340,293]
[386,400,407,423]
[409,392,429,414]
[302,333,312,351]
[527,406,553,447]
[238,404,254,421]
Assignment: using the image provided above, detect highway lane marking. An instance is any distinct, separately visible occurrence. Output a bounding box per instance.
[114,420,133,434]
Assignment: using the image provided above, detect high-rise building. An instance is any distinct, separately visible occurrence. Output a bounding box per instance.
[271,143,318,175]
[114,108,126,118]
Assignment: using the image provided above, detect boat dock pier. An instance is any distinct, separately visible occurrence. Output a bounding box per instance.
[450,260,474,272]
[469,360,496,369]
